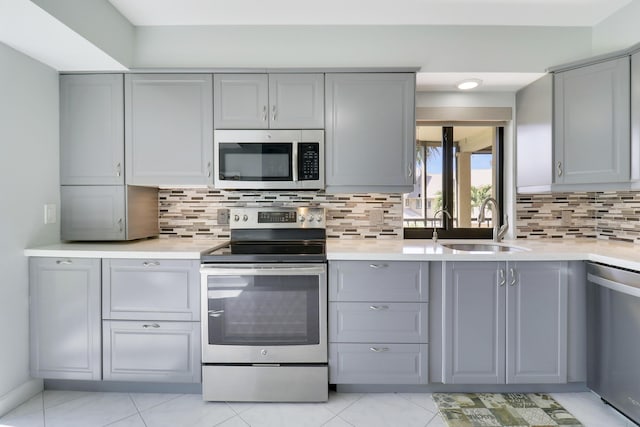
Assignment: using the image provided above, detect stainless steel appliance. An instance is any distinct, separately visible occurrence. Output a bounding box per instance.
[587,262,640,425]
[214,130,324,190]
[200,206,328,402]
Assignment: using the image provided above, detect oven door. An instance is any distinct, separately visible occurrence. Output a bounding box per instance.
[200,263,327,364]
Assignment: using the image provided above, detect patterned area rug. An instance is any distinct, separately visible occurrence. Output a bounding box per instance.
[433,393,583,427]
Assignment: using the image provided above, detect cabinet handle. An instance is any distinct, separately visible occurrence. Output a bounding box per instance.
[369,347,390,353]
[368,263,388,269]
[408,165,413,179]
[509,268,517,286]
[499,269,506,287]
[557,161,563,177]
[272,105,277,121]
[116,163,121,177]
[369,305,389,311]
[262,105,267,122]
[207,161,212,178]
[56,259,72,265]
[142,323,160,329]
[208,310,224,318]
[118,218,123,233]
[143,261,160,268]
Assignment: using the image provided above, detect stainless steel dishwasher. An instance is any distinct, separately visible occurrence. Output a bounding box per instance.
[587,262,640,425]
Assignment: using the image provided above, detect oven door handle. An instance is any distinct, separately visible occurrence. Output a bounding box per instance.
[200,265,326,276]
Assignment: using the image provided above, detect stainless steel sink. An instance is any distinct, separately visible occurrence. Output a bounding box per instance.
[440,242,526,253]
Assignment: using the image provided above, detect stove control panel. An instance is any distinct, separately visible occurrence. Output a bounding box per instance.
[229,207,326,229]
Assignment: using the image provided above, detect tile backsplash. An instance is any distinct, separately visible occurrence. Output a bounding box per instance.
[517,191,640,243]
[158,188,403,239]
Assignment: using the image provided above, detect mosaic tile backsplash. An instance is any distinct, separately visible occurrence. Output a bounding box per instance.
[517,191,640,243]
[158,188,403,239]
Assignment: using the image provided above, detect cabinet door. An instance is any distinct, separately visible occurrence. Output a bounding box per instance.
[103,259,200,321]
[330,343,428,384]
[214,74,269,129]
[443,262,505,384]
[125,74,213,186]
[103,320,200,383]
[554,57,630,184]
[60,74,124,185]
[329,302,428,343]
[29,258,101,380]
[329,260,428,302]
[506,261,568,384]
[268,74,324,128]
[325,73,415,192]
[61,186,125,241]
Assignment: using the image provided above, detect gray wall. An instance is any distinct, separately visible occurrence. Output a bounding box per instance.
[593,1,640,55]
[0,42,59,415]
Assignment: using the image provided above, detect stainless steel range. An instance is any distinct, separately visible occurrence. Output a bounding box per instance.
[200,206,328,402]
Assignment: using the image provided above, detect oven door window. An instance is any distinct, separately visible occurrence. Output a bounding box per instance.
[218,143,292,181]
[206,274,319,346]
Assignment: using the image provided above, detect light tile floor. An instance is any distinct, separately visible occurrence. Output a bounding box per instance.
[0,390,635,427]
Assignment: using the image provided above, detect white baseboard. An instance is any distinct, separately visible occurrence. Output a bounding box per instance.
[0,378,44,417]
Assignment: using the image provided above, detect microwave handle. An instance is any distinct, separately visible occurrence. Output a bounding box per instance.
[292,141,298,182]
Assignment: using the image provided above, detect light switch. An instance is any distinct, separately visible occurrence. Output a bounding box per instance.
[370,209,384,226]
[561,210,572,226]
[44,204,57,224]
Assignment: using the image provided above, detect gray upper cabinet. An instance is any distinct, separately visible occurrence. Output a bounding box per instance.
[443,261,568,385]
[61,186,126,241]
[214,73,324,129]
[554,57,630,185]
[125,74,213,186]
[325,73,415,192]
[60,74,124,185]
[30,257,101,380]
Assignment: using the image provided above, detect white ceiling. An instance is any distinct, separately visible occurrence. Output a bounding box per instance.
[416,72,545,92]
[109,0,631,27]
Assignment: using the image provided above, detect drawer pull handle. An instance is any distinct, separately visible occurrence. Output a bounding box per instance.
[499,269,506,287]
[368,264,388,269]
[369,305,389,311]
[143,261,160,268]
[142,323,160,329]
[509,268,517,286]
[208,310,224,318]
[369,347,390,353]
[56,259,73,265]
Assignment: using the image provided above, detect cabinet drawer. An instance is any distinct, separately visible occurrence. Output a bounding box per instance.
[103,320,200,383]
[329,343,428,384]
[103,259,200,321]
[329,261,428,302]
[329,302,428,343]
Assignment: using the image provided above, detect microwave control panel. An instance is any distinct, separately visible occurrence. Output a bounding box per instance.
[298,143,320,181]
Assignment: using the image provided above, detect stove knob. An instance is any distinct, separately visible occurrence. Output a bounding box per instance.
[299,216,305,223]
[307,216,314,222]
[233,215,240,222]
[261,349,268,356]
[316,215,323,222]
[243,215,248,222]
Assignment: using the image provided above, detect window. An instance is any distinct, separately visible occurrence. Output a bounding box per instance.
[403,125,504,239]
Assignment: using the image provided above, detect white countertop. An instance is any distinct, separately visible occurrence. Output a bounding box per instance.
[24,237,640,271]
[23,238,228,260]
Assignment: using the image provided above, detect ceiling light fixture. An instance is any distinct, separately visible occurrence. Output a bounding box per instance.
[456,79,482,90]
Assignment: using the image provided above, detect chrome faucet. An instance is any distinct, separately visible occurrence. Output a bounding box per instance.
[432,209,452,243]
[478,197,509,242]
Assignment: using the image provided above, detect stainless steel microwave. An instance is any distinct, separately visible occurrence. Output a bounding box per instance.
[214,130,324,190]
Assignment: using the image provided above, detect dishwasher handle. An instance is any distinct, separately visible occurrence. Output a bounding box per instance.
[587,262,640,298]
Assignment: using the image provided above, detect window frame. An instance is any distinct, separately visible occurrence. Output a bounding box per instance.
[403,125,505,240]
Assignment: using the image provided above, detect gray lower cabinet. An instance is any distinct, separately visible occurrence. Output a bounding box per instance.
[102,259,200,321]
[60,74,124,186]
[329,261,429,384]
[102,320,200,383]
[29,258,101,380]
[554,57,630,185]
[125,74,213,186]
[61,185,158,241]
[101,258,201,383]
[325,73,415,192]
[443,261,568,384]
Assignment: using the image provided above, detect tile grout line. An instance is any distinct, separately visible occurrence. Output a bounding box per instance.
[127,393,148,427]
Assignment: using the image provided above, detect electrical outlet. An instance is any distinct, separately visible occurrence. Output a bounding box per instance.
[44,204,56,224]
[561,210,572,226]
[217,208,230,225]
[370,209,384,226]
